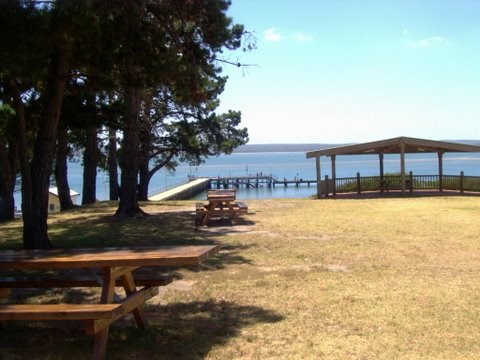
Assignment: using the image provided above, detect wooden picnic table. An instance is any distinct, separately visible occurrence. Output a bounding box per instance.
[207,189,236,202]
[0,245,219,360]
[197,190,248,226]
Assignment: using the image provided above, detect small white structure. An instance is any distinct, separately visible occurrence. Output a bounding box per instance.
[48,187,80,212]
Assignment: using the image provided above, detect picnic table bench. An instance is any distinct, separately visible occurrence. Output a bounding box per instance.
[0,272,173,289]
[196,189,248,226]
[0,245,219,360]
[0,285,158,334]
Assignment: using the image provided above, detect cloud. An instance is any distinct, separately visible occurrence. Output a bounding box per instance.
[290,32,314,42]
[264,28,314,43]
[264,28,281,42]
[410,36,448,48]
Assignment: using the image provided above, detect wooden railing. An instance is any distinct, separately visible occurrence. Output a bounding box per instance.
[321,171,480,196]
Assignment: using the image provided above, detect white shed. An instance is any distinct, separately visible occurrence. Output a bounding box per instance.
[48,187,80,212]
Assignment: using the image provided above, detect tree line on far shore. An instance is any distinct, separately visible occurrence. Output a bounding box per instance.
[234,140,480,154]
[0,0,255,249]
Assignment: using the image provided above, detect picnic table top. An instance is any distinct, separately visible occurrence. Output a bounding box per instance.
[207,190,236,201]
[0,245,219,270]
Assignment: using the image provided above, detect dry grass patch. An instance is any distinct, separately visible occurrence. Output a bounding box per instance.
[2,196,480,359]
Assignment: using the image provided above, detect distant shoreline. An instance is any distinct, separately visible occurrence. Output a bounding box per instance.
[233,143,343,153]
[235,140,480,153]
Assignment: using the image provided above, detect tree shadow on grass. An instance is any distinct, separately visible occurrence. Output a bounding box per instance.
[0,300,284,360]
[49,210,213,248]
[2,200,257,250]
[131,243,256,281]
[118,300,284,359]
[51,208,253,246]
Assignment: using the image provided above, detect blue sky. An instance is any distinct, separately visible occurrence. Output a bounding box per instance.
[217,0,480,144]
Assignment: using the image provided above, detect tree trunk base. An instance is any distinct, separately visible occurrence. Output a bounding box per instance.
[114,205,150,218]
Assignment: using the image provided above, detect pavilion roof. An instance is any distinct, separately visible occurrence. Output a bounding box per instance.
[306,136,480,158]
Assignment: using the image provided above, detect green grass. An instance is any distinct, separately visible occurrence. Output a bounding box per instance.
[2,196,480,359]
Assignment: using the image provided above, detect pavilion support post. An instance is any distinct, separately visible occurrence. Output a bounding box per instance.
[460,171,464,193]
[325,175,329,197]
[400,143,406,194]
[315,156,322,199]
[356,172,361,194]
[438,152,444,192]
[331,155,337,196]
[409,171,413,192]
[379,153,384,193]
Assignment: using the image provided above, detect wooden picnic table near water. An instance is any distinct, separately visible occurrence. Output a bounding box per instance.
[197,189,248,226]
[207,189,237,201]
[0,245,219,360]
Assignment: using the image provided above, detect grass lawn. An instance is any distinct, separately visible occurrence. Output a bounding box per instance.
[1,196,480,359]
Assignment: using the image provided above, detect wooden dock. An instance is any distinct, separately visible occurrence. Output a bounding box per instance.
[273,179,317,187]
[148,178,210,201]
[208,175,274,188]
[201,176,317,189]
[148,176,318,201]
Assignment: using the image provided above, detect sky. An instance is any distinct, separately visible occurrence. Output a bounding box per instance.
[217,0,480,144]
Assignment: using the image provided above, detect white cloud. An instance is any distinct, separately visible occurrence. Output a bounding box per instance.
[410,36,448,48]
[290,32,314,42]
[264,28,282,42]
[263,28,314,43]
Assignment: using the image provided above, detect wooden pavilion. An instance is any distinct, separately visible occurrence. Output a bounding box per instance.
[306,136,480,198]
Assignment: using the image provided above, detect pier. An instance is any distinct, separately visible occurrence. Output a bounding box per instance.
[148,175,318,201]
[148,178,210,201]
[198,175,317,189]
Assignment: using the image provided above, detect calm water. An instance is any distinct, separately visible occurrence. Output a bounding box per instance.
[14,151,480,205]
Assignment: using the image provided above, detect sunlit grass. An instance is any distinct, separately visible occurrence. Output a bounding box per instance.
[2,196,480,359]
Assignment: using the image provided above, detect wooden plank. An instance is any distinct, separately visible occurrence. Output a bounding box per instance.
[119,271,147,328]
[0,245,220,270]
[207,194,235,202]
[202,208,246,216]
[109,266,139,279]
[87,286,159,335]
[207,189,236,202]
[99,269,116,305]
[120,286,158,315]
[0,303,123,321]
[0,275,173,289]
[92,327,109,360]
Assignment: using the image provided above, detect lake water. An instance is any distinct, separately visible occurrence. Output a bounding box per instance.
[14,151,480,205]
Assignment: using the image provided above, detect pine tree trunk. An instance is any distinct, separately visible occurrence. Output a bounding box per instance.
[55,124,74,210]
[82,126,98,204]
[137,160,150,201]
[23,46,70,249]
[0,139,17,221]
[11,85,33,246]
[115,85,146,217]
[108,127,119,200]
[0,190,15,221]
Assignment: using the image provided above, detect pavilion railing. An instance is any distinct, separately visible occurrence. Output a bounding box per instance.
[321,171,480,196]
